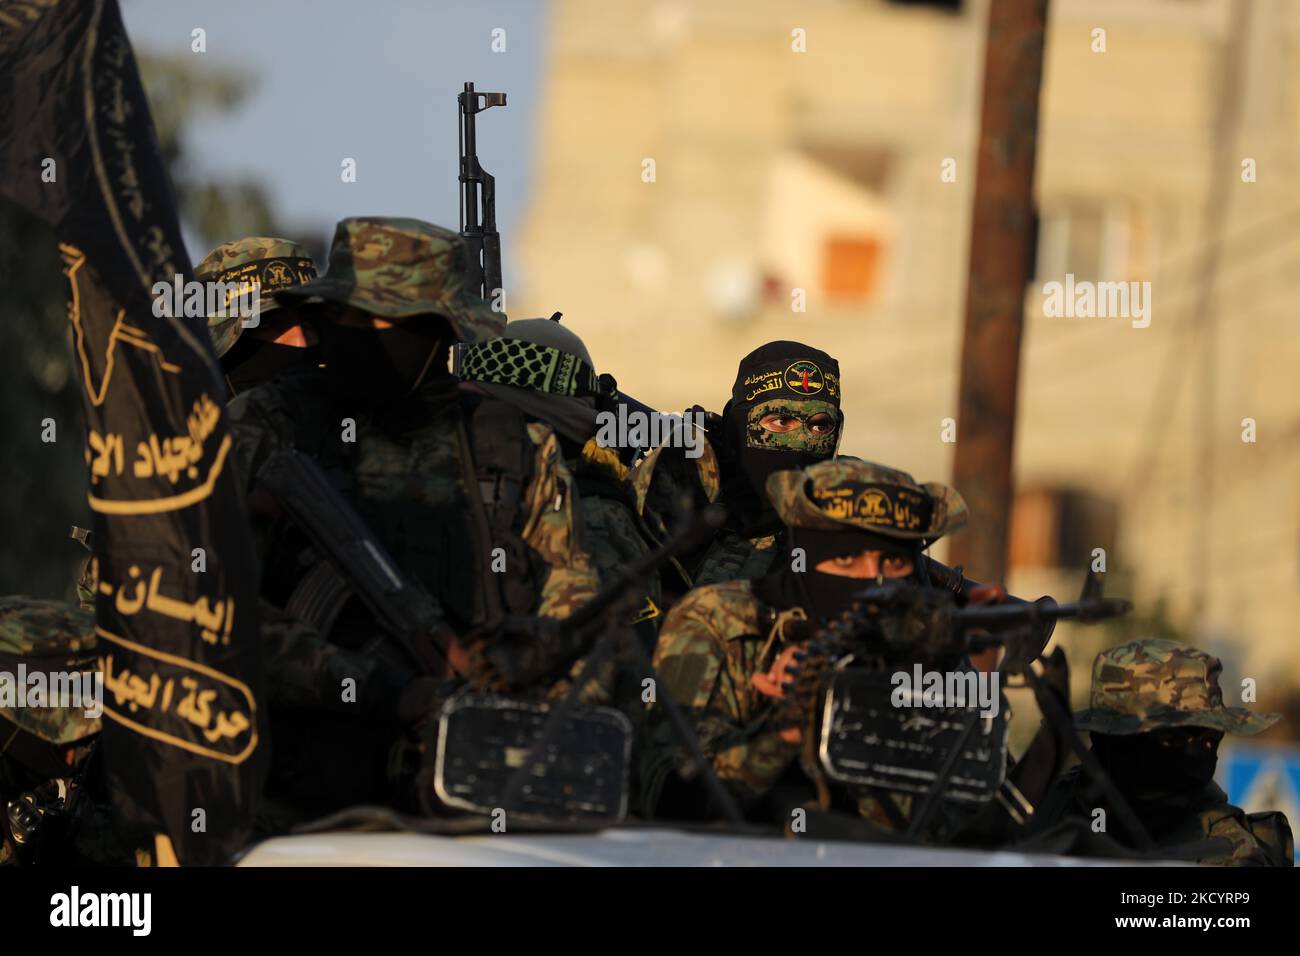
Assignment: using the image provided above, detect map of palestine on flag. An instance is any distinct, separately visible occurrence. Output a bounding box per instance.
[0,0,265,864]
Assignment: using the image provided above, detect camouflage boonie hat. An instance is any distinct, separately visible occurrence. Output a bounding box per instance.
[278,217,505,344]
[0,597,101,746]
[767,457,967,542]
[1075,639,1281,736]
[195,237,318,358]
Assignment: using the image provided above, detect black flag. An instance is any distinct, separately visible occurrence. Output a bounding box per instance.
[0,0,264,864]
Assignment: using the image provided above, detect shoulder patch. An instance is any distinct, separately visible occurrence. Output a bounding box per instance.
[657,653,718,711]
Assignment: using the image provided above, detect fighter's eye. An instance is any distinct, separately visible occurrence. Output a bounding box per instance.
[883,556,912,574]
[759,415,801,432]
[831,555,856,567]
[807,413,837,435]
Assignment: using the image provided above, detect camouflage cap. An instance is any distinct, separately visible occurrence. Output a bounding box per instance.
[194,237,318,358]
[766,457,967,542]
[0,597,100,746]
[1075,639,1281,736]
[278,217,505,343]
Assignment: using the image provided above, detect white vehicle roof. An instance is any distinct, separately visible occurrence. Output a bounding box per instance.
[238,827,1171,867]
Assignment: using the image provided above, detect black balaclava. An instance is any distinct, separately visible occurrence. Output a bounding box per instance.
[1090,728,1223,826]
[719,341,843,535]
[315,316,452,410]
[221,334,320,397]
[759,525,924,623]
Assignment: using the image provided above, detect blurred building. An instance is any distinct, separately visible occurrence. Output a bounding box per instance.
[515,0,1300,703]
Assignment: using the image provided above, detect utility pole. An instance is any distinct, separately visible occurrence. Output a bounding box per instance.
[948,0,1049,586]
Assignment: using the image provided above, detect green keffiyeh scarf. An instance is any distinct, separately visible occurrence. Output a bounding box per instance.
[461,337,600,397]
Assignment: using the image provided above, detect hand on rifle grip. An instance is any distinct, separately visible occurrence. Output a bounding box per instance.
[455,635,510,694]
[461,616,570,692]
[751,644,801,700]
[966,584,1007,605]
[445,636,474,680]
[752,641,832,744]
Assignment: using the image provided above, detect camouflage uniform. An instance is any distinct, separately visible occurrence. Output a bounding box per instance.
[460,318,671,667]
[645,458,967,821]
[650,577,803,808]
[631,438,766,592]
[1035,639,1292,866]
[0,598,102,864]
[456,318,696,821]
[234,219,597,630]
[223,218,603,822]
[231,381,596,629]
[0,598,99,756]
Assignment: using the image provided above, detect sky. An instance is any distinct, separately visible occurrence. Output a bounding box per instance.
[121,0,547,263]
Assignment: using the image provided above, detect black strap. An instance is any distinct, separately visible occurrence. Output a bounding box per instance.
[454,414,506,626]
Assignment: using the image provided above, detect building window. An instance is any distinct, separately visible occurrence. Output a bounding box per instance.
[1036,201,1142,283]
[1009,486,1119,572]
[823,235,883,302]
[759,147,893,312]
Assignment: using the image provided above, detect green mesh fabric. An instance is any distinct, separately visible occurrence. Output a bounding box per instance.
[461,337,599,396]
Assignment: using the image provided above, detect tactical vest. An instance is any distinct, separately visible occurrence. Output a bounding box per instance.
[692,530,781,588]
[461,396,546,622]
[569,441,667,644]
[270,384,542,639]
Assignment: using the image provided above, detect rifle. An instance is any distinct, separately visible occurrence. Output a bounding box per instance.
[780,569,1157,850]
[832,568,1131,669]
[449,83,708,465]
[257,448,459,678]
[448,81,679,462]
[452,80,506,378]
[593,370,678,464]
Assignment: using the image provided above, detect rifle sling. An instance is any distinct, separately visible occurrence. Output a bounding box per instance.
[454,414,506,627]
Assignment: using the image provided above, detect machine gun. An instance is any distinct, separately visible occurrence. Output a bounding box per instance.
[778,569,1156,848]
[452,81,506,377]
[808,568,1131,673]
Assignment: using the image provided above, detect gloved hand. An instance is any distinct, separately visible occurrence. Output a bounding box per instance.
[751,637,835,744]
[750,613,819,702]
[462,615,573,692]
